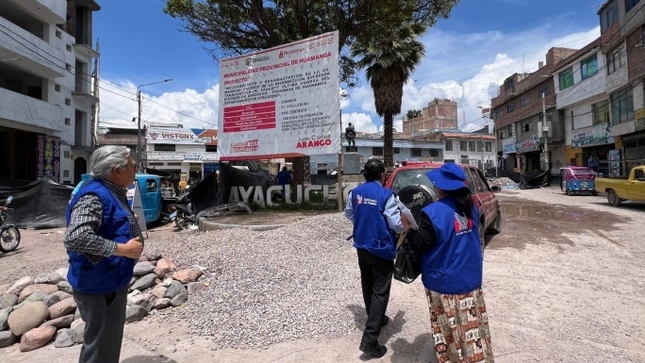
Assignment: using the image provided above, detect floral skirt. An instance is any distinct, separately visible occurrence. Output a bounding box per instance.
[426,288,494,363]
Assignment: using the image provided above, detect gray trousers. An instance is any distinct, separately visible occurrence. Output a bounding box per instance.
[73,287,128,363]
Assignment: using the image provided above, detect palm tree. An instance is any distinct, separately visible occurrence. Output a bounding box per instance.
[352,22,425,168]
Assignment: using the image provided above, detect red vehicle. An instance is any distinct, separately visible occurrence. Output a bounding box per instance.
[384,162,501,252]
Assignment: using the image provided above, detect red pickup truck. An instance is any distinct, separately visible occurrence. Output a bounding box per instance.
[384,162,501,252]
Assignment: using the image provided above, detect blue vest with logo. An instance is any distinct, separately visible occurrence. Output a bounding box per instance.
[420,198,482,294]
[351,181,397,260]
[66,179,135,294]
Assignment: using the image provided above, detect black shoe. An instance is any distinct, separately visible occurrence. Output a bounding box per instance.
[359,342,387,358]
[382,316,390,327]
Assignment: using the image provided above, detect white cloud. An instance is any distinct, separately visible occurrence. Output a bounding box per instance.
[342,112,377,133]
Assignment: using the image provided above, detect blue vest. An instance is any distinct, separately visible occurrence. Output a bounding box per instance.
[351,181,397,260]
[420,198,482,294]
[66,179,135,294]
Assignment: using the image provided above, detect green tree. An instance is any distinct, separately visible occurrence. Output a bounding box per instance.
[352,22,426,168]
[406,109,423,120]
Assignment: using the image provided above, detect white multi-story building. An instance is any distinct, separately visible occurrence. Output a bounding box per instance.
[0,0,100,184]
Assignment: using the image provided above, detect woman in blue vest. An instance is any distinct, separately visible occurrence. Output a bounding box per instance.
[64,145,144,363]
[403,163,494,363]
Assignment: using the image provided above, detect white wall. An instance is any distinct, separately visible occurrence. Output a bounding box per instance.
[555,51,606,109]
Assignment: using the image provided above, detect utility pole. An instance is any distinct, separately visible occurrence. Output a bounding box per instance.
[135,78,173,172]
[541,92,549,172]
[480,134,485,170]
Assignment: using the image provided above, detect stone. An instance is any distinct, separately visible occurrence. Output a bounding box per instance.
[48,272,66,284]
[51,291,73,301]
[128,293,156,311]
[172,268,203,284]
[18,284,58,303]
[149,286,167,299]
[71,320,85,344]
[34,273,52,284]
[170,290,188,307]
[138,255,148,262]
[7,301,50,336]
[133,261,155,276]
[7,276,34,295]
[125,305,147,323]
[156,258,175,272]
[54,329,75,348]
[43,294,61,307]
[74,308,81,320]
[14,292,48,310]
[41,314,74,329]
[165,280,186,299]
[49,297,77,319]
[153,298,171,310]
[20,325,57,352]
[0,306,12,330]
[130,273,157,291]
[55,268,68,281]
[0,283,11,295]
[187,282,206,295]
[0,330,17,348]
[153,266,166,279]
[56,281,73,294]
[145,250,162,261]
[0,293,18,309]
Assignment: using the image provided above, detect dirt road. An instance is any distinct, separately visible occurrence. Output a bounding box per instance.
[2,187,645,362]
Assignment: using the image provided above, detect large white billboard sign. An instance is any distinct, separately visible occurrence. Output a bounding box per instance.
[218,31,340,160]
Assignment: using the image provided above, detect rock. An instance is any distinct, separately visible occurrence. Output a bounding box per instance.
[18,284,58,303]
[7,276,34,295]
[145,250,162,261]
[56,281,73,294]
[153,298,171,310]
[54,329,75,348]
[0,293,18,309]
[48,272,66,284]
[34,273,52,284]
[172,268,203,284]
[149,286,167,299]
[129,277,137,287]
[165,280,186,299]
[128,293,156,311]
[153,266,166,279]
[15,291,48,309]
[41,314,74,329]
[49,297,77,319]
[0,283,11,295]
[7,301,50,336]
[43,294,61,307]
[156,258,175,272]
[138,255,148,262]
[133,261,155,276]
[0,306,12,330]
[125,305,147,323]
[20,325,57,352]
[187,282,206,295]
[170,290,188,307]
[74,308,81,320]
[0,330,17,348]
[55,268,69,281]
[130,273,157,291]
[71,320,85,344]
[51,291,73,301]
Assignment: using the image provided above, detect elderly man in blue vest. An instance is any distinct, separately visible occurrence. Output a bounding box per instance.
[344,159,405,359]
[64,145,144,363]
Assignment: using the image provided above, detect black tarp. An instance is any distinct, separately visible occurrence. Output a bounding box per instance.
[519,169,551,189]
[484,167,521,183]
[189,171,219,213]
[0,177,73,229]
[217,163,274,204]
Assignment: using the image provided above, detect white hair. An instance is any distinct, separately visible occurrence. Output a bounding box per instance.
[89,145,132,180]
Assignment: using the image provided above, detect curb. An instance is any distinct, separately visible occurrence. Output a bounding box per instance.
[199,218,286,232]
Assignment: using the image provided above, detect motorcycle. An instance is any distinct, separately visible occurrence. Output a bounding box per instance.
[0,196,21,253]
[166,189,254,230]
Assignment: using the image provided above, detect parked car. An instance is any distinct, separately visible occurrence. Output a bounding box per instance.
[595,165,645,206]
[384,162,501,252]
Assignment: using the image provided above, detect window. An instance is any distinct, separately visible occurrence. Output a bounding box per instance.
[506,102,515,113]
[205,145,217,152]
[498,130,505,140]
[372,147,383,156]
[581,55,598,80]
[393,147,400,154]
[559,68,574,90]
[146,179,158,193]
[65,98,71,106]
[485,142,492,152]
[429,149,439,157]
[610,88,634,125]
[600,2,618,32]
[592,101,610,125]
[411,148,422,157]
[63,151,70,158]
[608,45,623,74]
[494,109,503,119]
[538,86,550,98]
[445,140,453,151]
[64,118,71,125]
[460,141,467,151]
[625,0,641,13]
[520,96,530,107]
[154,144,176,152]
[642,25,645,45]
[54,84,61,92]
[464,168,477,193]
[467,169,485,193]
[468,142,476,152]
[444,159,455,163]
[523,122,532,133]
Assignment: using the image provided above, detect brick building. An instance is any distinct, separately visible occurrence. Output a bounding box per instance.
[402,99,458,133]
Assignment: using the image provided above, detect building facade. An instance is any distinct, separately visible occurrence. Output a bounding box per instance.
[402,99,458,133]
[429,131,496,169]
[0,0,100,184]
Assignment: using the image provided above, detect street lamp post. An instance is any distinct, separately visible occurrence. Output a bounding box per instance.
[136,78,172,172]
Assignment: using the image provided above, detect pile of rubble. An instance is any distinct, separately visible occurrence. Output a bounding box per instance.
[0,250,206,352]
[488,177,519,189]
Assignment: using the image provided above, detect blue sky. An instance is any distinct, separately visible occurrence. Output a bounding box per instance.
[97,0,603,132]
